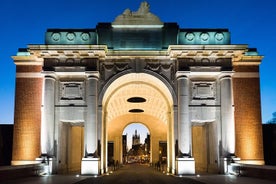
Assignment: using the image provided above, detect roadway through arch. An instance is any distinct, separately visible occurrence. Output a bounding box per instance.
[101,73,176,174]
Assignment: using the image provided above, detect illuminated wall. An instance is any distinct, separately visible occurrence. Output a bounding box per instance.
[12,63,42,164]
[233,62,264,164]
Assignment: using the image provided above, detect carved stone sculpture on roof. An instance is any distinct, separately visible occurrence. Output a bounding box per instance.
[112,1,163,27]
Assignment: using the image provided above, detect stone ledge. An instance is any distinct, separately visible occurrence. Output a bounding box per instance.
[0,164,43,182]
[229,164,276,181]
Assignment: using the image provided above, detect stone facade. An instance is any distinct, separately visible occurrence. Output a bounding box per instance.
[12,2,264,175]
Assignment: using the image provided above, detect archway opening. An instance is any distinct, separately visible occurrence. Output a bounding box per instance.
[123,123,150,164]
[101,73,175,173]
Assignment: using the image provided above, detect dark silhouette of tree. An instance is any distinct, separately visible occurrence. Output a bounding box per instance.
[267,112,276,124]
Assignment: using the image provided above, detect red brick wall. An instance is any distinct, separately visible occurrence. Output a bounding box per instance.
[233,66,264,162]
[12,65,42,162]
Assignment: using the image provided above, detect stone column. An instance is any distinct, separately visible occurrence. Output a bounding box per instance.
[85,73,99,157]
[81,72,100,175]
[38,74,56,174]
[220,74,239,174]
[175,72,195,175]
[41,74,56,156]
[177,74,190,156]
[220,75,235,156]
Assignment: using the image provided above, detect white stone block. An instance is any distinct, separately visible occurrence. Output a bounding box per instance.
[220,157,240,174]
[176,157,195,175]
[35,157,57,175]
[81,158,100,175]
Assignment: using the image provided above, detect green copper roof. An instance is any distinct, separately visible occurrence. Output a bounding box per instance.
[45,23,231,50]
[178,29,230,45]
[45,29,97,45]
[44,2,231,49]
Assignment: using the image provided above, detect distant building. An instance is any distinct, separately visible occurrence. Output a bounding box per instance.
[132,130,140,146]
[144,134,150,155]
[122,134,127,163]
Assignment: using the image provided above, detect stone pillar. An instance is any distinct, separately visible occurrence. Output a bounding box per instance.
[220,74,238,173]
[220,75,235,156]
[175,72,195,175]
[37,74,57,174]
[41,74,56,156]
[177,75,190,156]
[81,72,100,175]
[85,73,99,156]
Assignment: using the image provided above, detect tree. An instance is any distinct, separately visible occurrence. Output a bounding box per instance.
[267,112,276,124]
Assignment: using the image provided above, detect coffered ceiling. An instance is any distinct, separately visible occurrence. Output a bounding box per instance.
[103,73,173,125]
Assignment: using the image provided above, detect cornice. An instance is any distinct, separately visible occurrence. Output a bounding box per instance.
[28,45,108,60]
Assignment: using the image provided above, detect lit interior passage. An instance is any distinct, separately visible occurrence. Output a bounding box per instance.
[122,123,150,164]
[102,73,174,169]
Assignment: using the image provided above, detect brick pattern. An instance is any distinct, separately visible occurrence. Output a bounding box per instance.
[16,65,42,73]
[233,65,259,72]
[233,69,264,161]
[12,65,42,161]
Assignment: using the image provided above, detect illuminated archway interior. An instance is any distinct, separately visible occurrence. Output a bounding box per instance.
[103,73,174,165]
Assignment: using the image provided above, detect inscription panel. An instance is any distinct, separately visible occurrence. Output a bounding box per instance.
[59,82,85,102]
[192,82,216,100]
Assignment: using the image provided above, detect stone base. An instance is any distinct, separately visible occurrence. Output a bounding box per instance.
[176,157,195,175]
[81,158,100,175]
[235,159,264,165]
[11,160,39,165]
[35,157,57,175]
[220,157,240,174]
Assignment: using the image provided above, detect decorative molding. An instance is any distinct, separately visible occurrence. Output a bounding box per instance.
[16,72,42,78]
[233,72,259,78]
[60,82,84,100]
[192,82,216,100]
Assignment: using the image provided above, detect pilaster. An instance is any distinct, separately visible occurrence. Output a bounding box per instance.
[175,71,195,175]
[220,73,235,156]
[176,71,191,156]
[82,71,100,175]
[84,72,99,157]
[41,73,56,156]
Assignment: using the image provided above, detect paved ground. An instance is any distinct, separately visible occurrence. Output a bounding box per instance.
[2,164,276,184]
[76,164,204,184]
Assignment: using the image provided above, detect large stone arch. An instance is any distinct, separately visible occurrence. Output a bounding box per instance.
[99,69,177,106]
[100,72,176,173]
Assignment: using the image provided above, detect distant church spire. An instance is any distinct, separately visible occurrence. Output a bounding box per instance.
[132,129,140,146]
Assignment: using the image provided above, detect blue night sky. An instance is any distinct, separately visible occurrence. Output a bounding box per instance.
[0,0,276,124]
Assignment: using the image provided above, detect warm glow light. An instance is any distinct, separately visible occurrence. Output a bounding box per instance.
[15,131,39,161]
[102,73,173,124]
